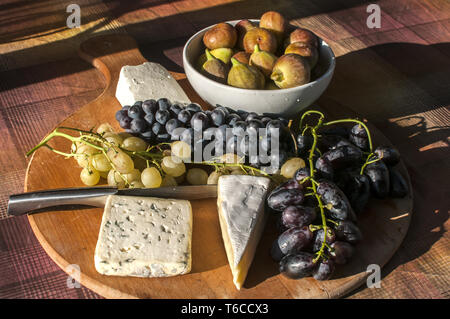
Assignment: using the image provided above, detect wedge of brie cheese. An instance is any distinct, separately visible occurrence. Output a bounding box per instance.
[115,62,191,106]
[217,175,271,290]
[94,195,192,277]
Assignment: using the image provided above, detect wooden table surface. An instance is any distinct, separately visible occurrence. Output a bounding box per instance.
[0,0,448,299]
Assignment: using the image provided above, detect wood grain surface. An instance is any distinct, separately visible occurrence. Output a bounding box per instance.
[24,34,413,299]
[0,0,448,299]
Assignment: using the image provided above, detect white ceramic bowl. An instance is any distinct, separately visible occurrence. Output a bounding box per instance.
[183,20,335,118]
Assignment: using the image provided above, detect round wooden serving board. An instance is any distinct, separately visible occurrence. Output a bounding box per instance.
[25,34,412,299]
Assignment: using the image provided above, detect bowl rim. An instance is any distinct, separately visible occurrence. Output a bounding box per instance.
[182,19,336,94]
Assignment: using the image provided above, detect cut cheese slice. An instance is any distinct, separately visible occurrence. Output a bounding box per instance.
[115,62,191,107]
[217,175,271,290]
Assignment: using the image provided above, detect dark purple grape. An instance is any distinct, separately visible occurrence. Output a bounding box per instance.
[186,103,202,113]
[140,130,154,142]
[226,114,241,126]
[261,117,272,126]
[312,228,336,252]
[232,121,247,136]
[225,136,239,154]
[388,167,408,198]
[246,119,263,135]
[315,157,334,181]
[336,170,370,214]
[211,108,226,126]
[236,109,248,119]
[271,239,285,262]
[312,259,335,280]
[165,118,181,135]
[119,116,131,129]
[130,118,147,133]
[279,252,315,279]
[128,104,144,119]
[278,117,289,127]
[144,113,155,125]
[142,99,157,114]
[321,145,363,170]
[270,150,288,170]
[335,220,362,244]
[329,241,354,265]
[155,109,170,125]
[364,159,390,199]
[281,206,316,229]
[115,109,128,122]
[259,135,271,152]
[157,98,171,111]
[215,105,229,116]
[277,179,302,191]
[122,105,131,111]
[215,124,229,142]
[317,135,353,152]
[245,112,259,122]
[277,226,313,255]
[152,122,164,135]
[170,103,183,116]
[296,134,313,156]
[266,119,283,131]
[294,167,311,186]
[374,146,400,166]
[178,109,192,125]
[156,133,170,143]
[191,112,210,131]
[316,181,356,221]
[180,127,194,145]
[349,124,369,150]
[267,188,304,212]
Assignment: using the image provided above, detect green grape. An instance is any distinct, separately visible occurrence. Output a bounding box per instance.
[281,157,306,178]
[207,171,223,185]
[75,144,97,168]
[107,170,126,188]
[91,153,112,172]
[125,168,142,183]
[117,132,133,140]
[141,167,162,188]
[121,137,148,152]
[161,156,186,177]
[187,168,208,185]
[103,132,123,146]
[171,141,191,160]
[161,175,178,187]
[97,123,114,135]
[129,181,145,188]
[80,167,100,186]
[108,149,134,173]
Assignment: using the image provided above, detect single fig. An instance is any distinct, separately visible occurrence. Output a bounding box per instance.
[285,27,318,48]
[243,27,278,54]
[285,42,319,68]
[203,22,237,50]
[260,11,287,45]
[201,49,229,83]
[249,44,278,77]
[235,19,256,50]
[227,57,265,89]
[270,54,310,89]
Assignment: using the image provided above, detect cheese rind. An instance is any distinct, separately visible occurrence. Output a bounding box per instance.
[217,175,271,290]
[94,195,192,277]
[115,62,191,106]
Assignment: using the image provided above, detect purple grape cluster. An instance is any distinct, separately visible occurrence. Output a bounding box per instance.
[115,98,295,168]
[268,121,408,281]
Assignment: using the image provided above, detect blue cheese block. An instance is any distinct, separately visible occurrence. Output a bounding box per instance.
[94,195,192,277]
[115,62,191,106]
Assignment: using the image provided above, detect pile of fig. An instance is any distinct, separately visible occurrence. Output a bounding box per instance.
[197,11,321,89]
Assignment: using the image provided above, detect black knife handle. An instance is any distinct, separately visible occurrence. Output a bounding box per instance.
[7,187,118,216]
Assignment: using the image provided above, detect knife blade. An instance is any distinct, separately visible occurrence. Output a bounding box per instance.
[7,185,218,216]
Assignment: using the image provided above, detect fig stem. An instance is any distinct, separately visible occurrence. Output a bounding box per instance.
[254,44,261,53]
[230,57,242,67]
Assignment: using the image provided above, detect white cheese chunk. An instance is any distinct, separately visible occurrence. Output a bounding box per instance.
[115,62,191,106]
[94,195,192,277]
[217,175,271,290]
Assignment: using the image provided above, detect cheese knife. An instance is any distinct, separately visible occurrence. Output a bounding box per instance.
[7,185,218,216]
